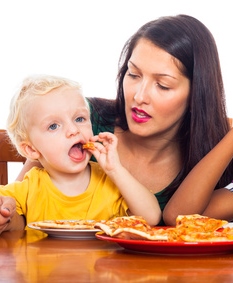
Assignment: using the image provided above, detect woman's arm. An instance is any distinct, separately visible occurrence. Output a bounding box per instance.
[163,128,233,226]
[15,159,42,181]
[90,132,162,226]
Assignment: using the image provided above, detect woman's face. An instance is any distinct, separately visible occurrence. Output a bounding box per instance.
[123,38,190,140]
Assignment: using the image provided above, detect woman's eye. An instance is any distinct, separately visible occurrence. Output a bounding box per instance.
[157,83,169,91]
[127,71,139,79]
[49,123,58,131]
[75,117,85,123]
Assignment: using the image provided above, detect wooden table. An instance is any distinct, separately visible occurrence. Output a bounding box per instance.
[1,229,233,282]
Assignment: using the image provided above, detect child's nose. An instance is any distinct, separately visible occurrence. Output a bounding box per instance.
[66,123,80,137]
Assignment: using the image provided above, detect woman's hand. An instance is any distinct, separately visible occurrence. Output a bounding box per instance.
[0,196,16,233]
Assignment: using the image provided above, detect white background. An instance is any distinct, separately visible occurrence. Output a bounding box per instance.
[1,0,232,181]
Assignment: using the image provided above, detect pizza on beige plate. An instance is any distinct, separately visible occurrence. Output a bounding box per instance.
[31,219,98,230]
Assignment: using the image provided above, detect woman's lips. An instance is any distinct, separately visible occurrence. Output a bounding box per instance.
[131,107,151,123]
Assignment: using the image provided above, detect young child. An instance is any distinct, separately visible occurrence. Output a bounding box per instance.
[0,75,161,233]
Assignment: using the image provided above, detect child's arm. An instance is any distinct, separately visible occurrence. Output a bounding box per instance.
[89,132,161,226]
[0,196,25,233]
[163,128,233,226]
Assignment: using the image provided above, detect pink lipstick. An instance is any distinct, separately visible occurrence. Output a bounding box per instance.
[131,107,151,123]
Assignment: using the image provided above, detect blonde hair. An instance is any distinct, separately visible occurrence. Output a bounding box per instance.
[7,74,84,156]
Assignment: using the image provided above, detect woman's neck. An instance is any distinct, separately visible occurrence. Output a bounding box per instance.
[115,128,180,162]
[115,128,182,193]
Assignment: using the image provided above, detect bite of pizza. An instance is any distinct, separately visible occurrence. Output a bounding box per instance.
[82,142,95,150]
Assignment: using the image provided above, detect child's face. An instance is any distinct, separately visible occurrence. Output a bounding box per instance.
[23,86,93,174]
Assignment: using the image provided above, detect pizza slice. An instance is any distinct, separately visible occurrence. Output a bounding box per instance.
[94,216,168,240]
[82,142,95,150]
[176,214,228,233]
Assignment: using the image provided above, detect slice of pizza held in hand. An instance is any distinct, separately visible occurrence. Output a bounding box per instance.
[82,142,95,150]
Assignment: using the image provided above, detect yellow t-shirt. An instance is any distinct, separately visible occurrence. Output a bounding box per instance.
[0,162,128,225]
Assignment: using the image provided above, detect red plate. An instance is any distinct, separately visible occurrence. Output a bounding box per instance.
[96,232,233,255]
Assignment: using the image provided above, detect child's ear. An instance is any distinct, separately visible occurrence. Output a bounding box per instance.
[19,141,40,160]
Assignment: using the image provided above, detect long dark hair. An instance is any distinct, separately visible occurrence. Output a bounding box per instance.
[89,14,232,198]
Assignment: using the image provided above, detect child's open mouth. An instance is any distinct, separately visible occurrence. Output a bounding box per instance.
[68,143,83,160]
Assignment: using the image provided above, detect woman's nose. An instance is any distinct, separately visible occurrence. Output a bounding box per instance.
[133,81,151,104]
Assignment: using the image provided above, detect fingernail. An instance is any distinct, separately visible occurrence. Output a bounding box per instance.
[3,207,10,212]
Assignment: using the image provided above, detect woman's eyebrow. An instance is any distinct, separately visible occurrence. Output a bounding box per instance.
[128,60,177,80]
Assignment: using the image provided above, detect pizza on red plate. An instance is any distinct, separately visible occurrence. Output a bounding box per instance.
[95,214,232,242]
[94,216,168,240]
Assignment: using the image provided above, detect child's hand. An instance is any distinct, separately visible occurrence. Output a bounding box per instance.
[89,132,121,174]
[0,196,16,234]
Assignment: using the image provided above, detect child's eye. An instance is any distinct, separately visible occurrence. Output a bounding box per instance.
[75,117,85,123]
[49,123,58,131]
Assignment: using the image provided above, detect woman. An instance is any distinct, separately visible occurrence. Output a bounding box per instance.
[15,14,233,225]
